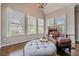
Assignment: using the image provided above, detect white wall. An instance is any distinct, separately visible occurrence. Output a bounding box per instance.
[75,8,79,41]
[45,5,75,44]
[0,3,1,47]
[1,3,45,47]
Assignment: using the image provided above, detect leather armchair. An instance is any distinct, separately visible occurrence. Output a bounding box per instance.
[48,26,71,52]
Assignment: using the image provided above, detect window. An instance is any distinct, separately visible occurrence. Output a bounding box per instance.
[27,16,37,34]
[6,7,25,36]
[46,16,66,34]
[55,16,66,34]
[46,18,54,26]
[46,18,54,34]
[38,18,44,33]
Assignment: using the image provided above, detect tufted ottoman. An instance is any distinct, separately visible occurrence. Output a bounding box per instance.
[24,39,56,56]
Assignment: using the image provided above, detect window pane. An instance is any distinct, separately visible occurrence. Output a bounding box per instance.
[27,16,37,34]
[55,16,65,25]
[6,7,25,36]
[38,18,44,33]
[57,25,65,34]
[46,18,54,26]
[55,16,66,34]
[46,18,54,34]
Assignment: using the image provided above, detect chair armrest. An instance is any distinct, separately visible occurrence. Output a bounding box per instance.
[48,37,57,44]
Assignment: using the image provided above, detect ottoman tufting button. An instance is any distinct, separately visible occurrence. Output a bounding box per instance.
[36,46,40,49]
[30,44,32,46]
[43,46,47,48]
[36,44,38,45]
[31,42,32,43]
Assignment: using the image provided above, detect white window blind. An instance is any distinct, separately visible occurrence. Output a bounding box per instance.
[46,18,54,26]
[55,16,66,34]
[46,18,54,34]
[6,7,25,36]
[38,18,44,33]
[27,16,37,34]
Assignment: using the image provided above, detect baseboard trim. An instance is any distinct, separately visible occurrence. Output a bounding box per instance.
[75,41,79,44]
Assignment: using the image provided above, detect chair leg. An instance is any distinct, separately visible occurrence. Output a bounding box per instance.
[69,47,71,53]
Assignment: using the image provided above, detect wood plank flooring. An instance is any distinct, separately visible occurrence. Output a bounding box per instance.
[0,42,26,56]
[0,42,79,56]
[71,44,79,56]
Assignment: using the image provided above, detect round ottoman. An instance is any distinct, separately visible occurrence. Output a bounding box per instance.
[24,40,56,56]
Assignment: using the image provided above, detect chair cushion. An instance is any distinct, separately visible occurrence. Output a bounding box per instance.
[57,38,71,47]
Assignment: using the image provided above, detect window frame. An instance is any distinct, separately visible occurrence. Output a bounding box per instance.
[46,18,55,27]
[54,16,66,34]
[46,18,55,34]
[46,16,66,34]
[27,15,37,35]
[6,7,25,37]
[38,18,44,33]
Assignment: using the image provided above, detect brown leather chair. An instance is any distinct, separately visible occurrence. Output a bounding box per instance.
[48,26,71,52]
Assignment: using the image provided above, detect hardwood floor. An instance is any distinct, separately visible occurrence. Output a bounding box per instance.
[71,44,79,56]
[0,42,26,56]
[0,42,79,56]
[57,44,79,56]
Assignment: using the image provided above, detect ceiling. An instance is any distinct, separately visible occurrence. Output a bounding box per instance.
[4,3,79,15]
[43,3,71,15]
